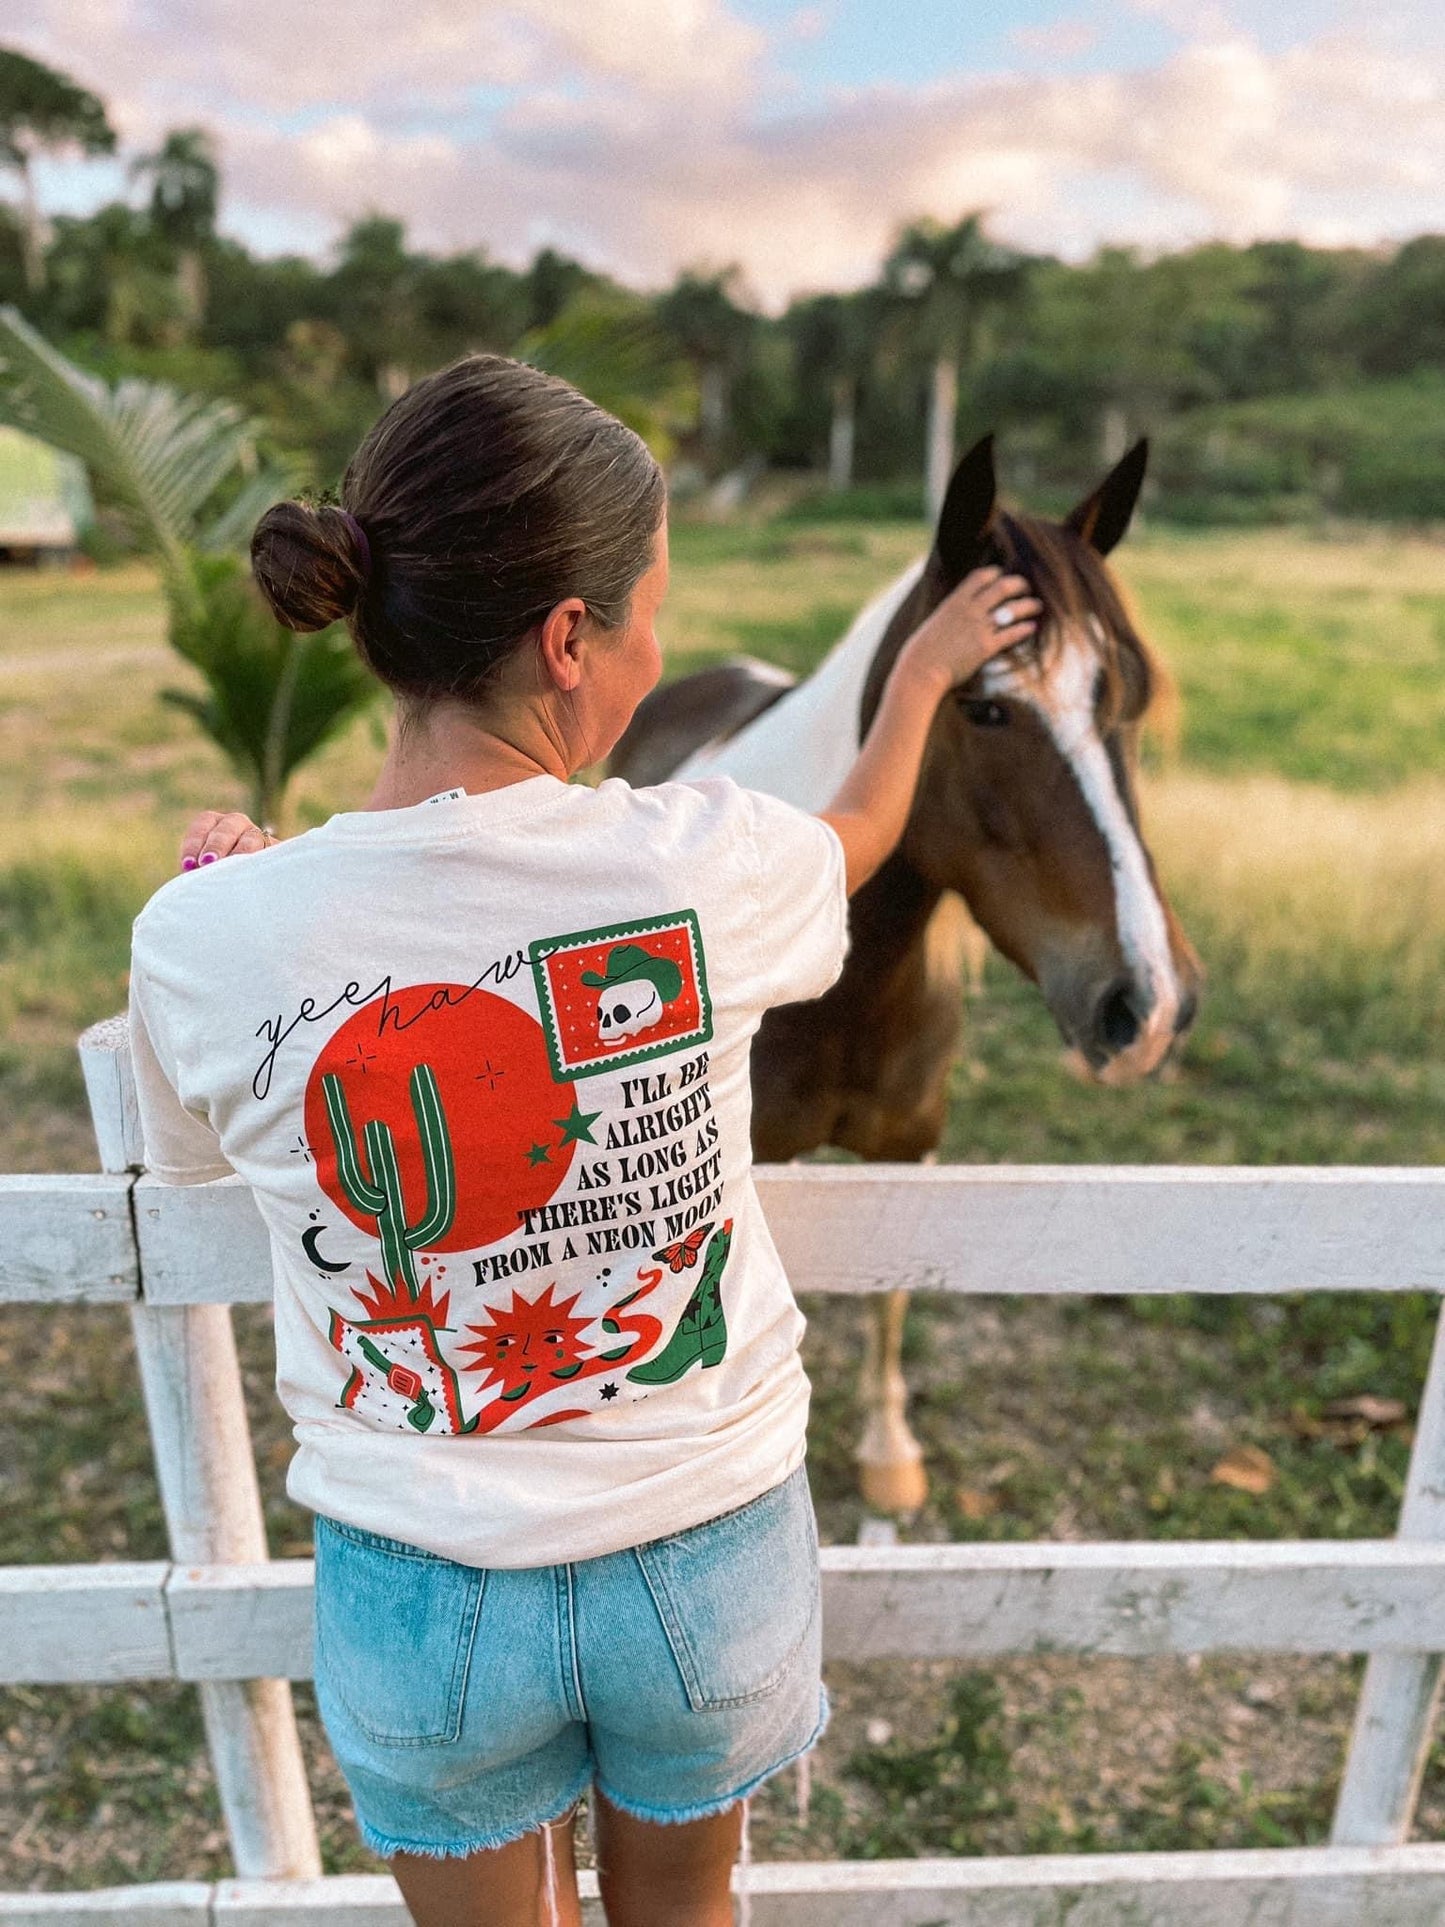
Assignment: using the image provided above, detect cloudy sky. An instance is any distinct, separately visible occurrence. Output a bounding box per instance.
[9,0,1445,306]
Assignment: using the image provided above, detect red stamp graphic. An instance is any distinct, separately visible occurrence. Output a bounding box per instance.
[530,910,712,1080]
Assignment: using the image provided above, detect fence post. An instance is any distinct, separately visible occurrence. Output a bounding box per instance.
[79,1016,322,1880]
[1332,1298,1445,1845]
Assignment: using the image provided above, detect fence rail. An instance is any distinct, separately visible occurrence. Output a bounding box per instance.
[10,1163,1445,1308]
[2,1016,1445,1921]
[15,1539,1445,1690]
[10,1848,1445,1927]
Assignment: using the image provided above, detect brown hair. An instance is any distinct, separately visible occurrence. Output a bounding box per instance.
[251,355,666,705]
[990,508,1157,727]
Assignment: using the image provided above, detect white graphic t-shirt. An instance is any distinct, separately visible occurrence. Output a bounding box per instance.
[129,775,848,1567]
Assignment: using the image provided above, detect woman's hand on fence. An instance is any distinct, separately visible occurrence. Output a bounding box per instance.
[180,811,274,871]
[898,566,1041,698]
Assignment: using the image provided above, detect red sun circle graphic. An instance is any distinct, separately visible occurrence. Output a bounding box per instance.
[304,984,576,1254]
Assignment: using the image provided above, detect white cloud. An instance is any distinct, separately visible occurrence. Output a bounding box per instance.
[1010,18,1102,59]
[1128,0,1235,37]
[11,0,762,117]
[8,2,1445,307]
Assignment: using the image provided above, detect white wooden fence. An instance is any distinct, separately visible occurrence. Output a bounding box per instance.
[3,1017,1445,1922]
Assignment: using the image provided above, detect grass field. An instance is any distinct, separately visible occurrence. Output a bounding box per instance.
[4,520,1445,1886]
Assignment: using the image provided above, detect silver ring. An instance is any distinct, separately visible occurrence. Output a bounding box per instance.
[994,604,1015,629]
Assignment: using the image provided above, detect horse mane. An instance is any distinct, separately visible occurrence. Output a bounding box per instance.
[990,508,1161,730]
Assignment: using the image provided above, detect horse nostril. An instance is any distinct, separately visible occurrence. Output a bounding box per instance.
[1096,982,1142,1053]
[1175,991,1198,1035]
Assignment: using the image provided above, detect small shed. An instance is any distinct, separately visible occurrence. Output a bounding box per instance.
[0,424,93,560]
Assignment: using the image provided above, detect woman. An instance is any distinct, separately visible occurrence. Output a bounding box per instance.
[132,354,1038,1927]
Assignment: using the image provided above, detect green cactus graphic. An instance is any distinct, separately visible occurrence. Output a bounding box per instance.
[321,1063,456,1299]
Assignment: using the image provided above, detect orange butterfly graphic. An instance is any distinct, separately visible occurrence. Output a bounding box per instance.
[654,1224,711,1273]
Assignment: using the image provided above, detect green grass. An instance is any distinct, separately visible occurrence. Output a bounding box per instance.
[671,522,1445,792]
[1154,374,1445,524]
[0,561,165,651]
[1137,565,1445,788]
[5,526,1445,1883]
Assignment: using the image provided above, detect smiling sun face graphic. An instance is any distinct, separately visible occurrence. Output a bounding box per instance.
[458,1284,595,1404]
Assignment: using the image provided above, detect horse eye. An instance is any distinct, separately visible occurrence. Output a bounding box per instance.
[962,698,1010,729]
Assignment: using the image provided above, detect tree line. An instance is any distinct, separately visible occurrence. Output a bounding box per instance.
[4,44,1445,522]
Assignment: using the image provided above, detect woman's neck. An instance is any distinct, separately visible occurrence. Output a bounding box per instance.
[366,699,574,811]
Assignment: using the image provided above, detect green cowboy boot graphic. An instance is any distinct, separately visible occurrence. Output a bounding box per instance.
[627,1219,733,1386]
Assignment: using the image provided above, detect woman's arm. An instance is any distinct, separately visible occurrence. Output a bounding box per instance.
[177,567,1037,887]
[820,566,1039,895]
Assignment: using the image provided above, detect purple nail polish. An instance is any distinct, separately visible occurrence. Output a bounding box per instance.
[198,851,218,866]
[181,856,197,872]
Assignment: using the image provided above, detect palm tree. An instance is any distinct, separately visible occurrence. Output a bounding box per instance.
[522,288,696,462]
[331,216,421,400]
[655,268,755,468]
[526,247,593,331]
[0,307,376,824]
[0,48,115,293]
[89,203,173,346]
[884,214,1028,518]
[790,289,881,491]
[131,127,219,330]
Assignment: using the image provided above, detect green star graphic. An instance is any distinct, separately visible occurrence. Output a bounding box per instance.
[526,1142,552,1168]
[553,1100,601,1146]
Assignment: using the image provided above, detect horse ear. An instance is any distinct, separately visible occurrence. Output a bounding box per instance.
[935,433,997,582]
[1066,439,1149,556]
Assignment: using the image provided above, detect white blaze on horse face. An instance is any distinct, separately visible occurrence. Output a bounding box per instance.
[980,625,1181,1080]
[597,979,662,1045]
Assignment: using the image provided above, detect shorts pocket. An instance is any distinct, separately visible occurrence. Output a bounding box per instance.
[633,1468,819,1711]
[313,1517,485,1748]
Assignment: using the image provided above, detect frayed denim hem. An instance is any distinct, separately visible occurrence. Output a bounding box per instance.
[594,1687,830,1829]
[356,1768,593,1862]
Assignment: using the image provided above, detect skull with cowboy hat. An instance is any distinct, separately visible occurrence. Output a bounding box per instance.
[582,943,684,1045]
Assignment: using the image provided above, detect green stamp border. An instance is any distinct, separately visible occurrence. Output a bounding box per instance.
[529,907,714,1084]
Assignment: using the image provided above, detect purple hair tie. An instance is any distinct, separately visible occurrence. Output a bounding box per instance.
[341,510,372,578]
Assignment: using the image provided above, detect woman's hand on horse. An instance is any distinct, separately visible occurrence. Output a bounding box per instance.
[179,810,274,871]
[901,567,1041,698]
[820,569,1040,894]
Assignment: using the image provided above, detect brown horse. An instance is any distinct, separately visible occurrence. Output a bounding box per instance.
[618,435,1201,1144]
[613,437,1202,1503]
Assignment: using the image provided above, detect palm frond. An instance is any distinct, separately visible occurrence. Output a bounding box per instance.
[164,553,378,820]
[198,462,299,553]
[0,305,255,569]
[522,293,697,458]
[0,311,375,826]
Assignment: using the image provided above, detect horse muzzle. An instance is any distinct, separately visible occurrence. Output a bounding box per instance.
[1049,965,1199,1086]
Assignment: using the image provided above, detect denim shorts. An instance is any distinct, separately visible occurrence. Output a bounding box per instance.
[311,1464,826,1858]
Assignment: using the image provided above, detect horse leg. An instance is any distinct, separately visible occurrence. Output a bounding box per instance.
[840,897,977,1515]
[857,1283,928,1513]
[753,892,973,1516]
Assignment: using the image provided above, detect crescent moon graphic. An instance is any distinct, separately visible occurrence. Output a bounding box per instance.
[302,1224,349,1274]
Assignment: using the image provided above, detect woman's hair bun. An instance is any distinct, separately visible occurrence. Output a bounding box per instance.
[251,500,370,633]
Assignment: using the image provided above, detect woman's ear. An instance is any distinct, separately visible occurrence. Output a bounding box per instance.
[536,598,590,693]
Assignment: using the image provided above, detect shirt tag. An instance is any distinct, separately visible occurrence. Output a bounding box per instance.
[420,788,467,806]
